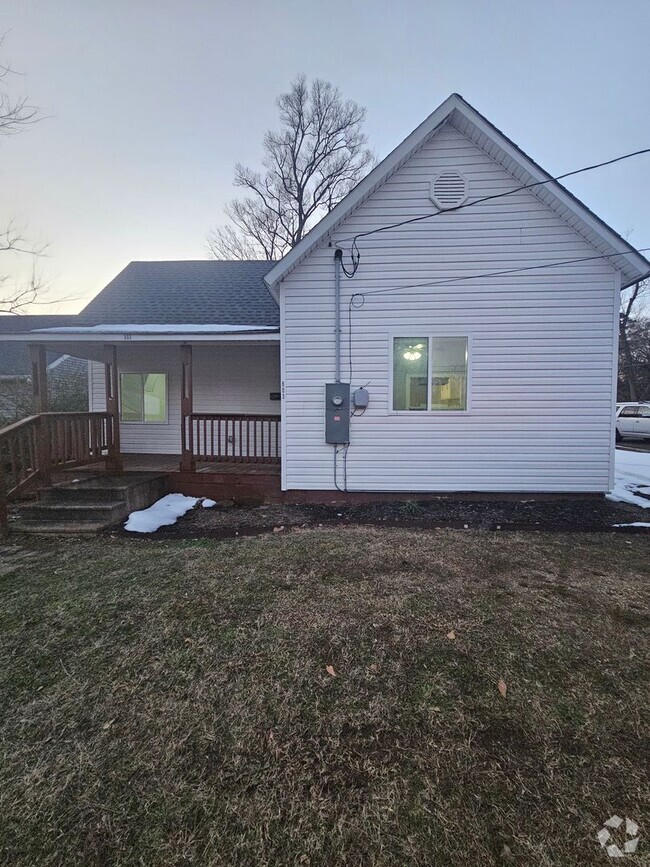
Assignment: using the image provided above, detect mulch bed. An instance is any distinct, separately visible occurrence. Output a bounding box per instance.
[112,495,649,540]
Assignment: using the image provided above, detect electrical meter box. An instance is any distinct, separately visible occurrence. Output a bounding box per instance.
[325,382,350,443]
[353,387,369,409]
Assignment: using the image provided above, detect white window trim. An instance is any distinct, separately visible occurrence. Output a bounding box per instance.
[119,371,169,425]
[388,332,473,415]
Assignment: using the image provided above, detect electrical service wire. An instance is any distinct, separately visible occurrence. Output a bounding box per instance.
[341,244,650,491]
[333,444,349,492]
[336,145,650,492]
[350,246,650,301]
[335,147,650,278]
[345,245,650,384]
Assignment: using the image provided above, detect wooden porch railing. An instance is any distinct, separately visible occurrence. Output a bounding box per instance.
[0,411,115,503]
[189,413,281,464]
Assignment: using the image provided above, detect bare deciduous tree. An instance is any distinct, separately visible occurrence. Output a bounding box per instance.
[619,280,649,401]
[0,37,45,314]
[0,41,38,134]
[207,76,375,260]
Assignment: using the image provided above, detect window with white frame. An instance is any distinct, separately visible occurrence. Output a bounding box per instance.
[392,337,468,411]
[119,373,168,422]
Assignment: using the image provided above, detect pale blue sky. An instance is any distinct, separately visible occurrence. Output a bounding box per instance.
[3,0,650,312]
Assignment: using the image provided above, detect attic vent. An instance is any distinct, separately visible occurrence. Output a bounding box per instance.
[430,171,468,210]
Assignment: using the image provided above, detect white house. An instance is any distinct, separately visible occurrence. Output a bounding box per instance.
[4,94,649,503]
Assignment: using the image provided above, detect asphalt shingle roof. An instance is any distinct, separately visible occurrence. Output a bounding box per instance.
[0,315,80,376]
[79,260,279,327]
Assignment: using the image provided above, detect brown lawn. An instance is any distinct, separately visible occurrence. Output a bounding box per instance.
[0,527,648,866]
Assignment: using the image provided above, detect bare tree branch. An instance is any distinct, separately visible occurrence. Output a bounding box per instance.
[207,76,376,260]
[0,36,47,313]
[0,34,39,137]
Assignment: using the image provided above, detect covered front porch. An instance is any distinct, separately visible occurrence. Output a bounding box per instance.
[0,327,282,524]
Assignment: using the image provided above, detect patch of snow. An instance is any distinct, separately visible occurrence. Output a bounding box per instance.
[124,494,199,533]
[606,449,650,509]
[613,522,650,528]
[34,324,278,334]
[201,498,217,508]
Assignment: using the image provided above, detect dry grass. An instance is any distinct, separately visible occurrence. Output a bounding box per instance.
[0,527,649,866]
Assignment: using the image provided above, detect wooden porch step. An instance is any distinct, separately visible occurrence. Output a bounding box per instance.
[19,500,128,526]
[12,472,168,536]
[42,473,168,505]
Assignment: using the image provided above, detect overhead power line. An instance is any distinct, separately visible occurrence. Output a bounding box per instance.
[348,247,650,301]
[336,146,650,277]
[346,246,650,384]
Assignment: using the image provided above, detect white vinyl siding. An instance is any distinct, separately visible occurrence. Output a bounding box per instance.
[89,344,280,454]
[279,123,619,493]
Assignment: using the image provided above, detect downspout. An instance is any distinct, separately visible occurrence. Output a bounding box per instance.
[334,248,342,382]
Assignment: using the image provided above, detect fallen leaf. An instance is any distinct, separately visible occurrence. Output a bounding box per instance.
[446,630,456,640]
[326,665,337,677]
[498,679,507,698]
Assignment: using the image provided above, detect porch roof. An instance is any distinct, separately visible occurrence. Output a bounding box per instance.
[2,323,280,346]
[80,260,279,327]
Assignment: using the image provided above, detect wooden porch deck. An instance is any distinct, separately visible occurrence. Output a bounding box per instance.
[108,453,281,476]
[0,347,284,524]
[67,453,282,502]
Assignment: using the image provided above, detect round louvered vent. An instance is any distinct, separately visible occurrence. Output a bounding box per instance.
[430,171,468,210]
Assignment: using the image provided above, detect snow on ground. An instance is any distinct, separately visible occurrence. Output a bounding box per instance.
[124,494,199,533]
[607,449,650,509]
[201,499,217,508]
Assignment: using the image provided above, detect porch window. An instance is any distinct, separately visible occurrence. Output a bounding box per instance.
[393,337,468,411]
[120,373,167,422]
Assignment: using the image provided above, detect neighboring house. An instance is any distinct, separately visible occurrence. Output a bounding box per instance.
[3,94,650,497]
[0,316,88,426]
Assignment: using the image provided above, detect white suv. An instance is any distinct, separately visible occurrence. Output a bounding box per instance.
[616,402,650,442]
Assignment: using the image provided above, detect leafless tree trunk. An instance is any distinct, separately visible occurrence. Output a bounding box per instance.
[0,35,44,314]
[619,280,648,401]
[207,76,375,260]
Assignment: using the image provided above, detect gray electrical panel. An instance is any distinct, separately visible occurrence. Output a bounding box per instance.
[325,382,350,443]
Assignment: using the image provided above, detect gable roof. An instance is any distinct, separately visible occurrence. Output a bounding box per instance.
[264,93,650,291]
[0,315,80,376]
[80,260,278,326]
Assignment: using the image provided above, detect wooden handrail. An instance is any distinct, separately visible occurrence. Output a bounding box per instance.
[189,413,281,464]
[40,412,115,418]
[0,412,115,512]
[0,415,40,501]
[0,414,40,437]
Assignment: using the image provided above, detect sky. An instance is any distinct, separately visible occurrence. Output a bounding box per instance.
[2,0,650,313]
